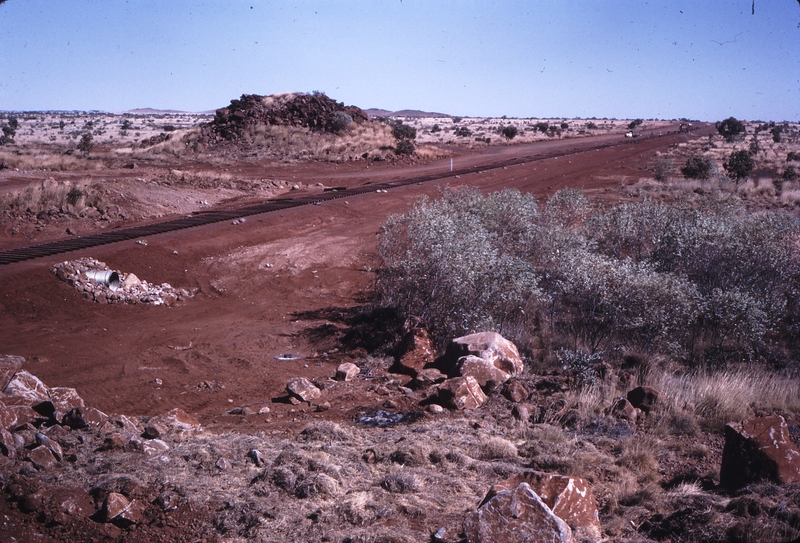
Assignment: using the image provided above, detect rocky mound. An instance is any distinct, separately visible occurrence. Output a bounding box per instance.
[52,257,193,305]
[202,92,369,144]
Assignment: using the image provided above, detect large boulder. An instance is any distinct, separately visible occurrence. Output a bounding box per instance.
[442,332,523,377]
[437,376,487,410]
[463,482,575,543]
[3,370,50,404]
[482,471,601,541]
[721,414,800,489]
[395,328,436,375]
[458,355,511,387]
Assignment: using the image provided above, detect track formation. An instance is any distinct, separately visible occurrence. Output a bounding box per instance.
[0,130,691,266]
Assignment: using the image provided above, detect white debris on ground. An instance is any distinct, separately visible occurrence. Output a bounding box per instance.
[51,257,194,305]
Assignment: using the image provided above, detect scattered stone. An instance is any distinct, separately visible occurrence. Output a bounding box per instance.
[442,332,524,377]
[0,428,15,456]
[427,404,444,414]
[315,402,331,412]
[513,404,530,422]
[458,355,512,387]
[383,399,398,409]
[3,370,50,404]
[35,432,63,461]
[0,354,25,390]
[215,457,230,470]
[608,398,639,423]
[62,406,107,429]
[249,449,266,467]
[102,492,133,523]
[27,445,59,470]
[396,328,436,375]
[258,406,271,414]
[483,471,601,541]
[626,386,660,414]
[143,422,166,439]
[335,362,360,381]
[286,378,321,403]
[433,527,447,541]
[155,491,179,511]
[412,368,447,389]
[0,400,18,431]
[721,414,800,489]
[464,482,575,543]
[100,433,127,451]
[503,380,529,403]
[437,376,487,410]
[148,408,201,434]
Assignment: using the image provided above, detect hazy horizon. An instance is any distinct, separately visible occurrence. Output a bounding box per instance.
[1,1,798,122]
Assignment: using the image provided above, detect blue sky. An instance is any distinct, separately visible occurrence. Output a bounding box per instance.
[0,0,798,121]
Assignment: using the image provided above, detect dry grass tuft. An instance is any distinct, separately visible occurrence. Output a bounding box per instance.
[475,436,518,460]
[647,368,800,430]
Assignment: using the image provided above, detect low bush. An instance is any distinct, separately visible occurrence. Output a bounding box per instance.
[724,150,755,182]
[501,125,518,140]
[377,187,800,364]
[680,155,713,180]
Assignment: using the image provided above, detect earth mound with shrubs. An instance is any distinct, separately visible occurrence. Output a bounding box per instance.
[201,92,369,144]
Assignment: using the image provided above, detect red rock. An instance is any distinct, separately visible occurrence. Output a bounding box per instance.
[608,398,638,423]
[143,422,166,439]
[0,354,25,390]
[27,445,59,470]
[464,482,575,543]
[48,387,85,413]
[458,355,511,387]
[62,406,107,429]
[437,376,487,410]
[721,414,800,489]
[443,332,523,377]
[412,368,447,389]
[335,362,360,381]
[483,471,601,541]
[103,492,143,526]
[626,386,660,413]
[286,378,321,403]
[0,428,16,457]
[503,380,529,403]
[147,408,200,434]
[3,370,50,404]
[0,400,18,430]
[396,328,435,375]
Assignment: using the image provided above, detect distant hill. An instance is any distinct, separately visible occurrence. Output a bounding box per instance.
[126,108,214,115]
[365,108,451,118]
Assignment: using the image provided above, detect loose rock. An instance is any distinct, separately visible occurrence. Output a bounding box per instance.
[721,414,800,489]
[464,482,575,543]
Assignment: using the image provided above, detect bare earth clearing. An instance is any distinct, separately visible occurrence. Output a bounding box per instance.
[4,107,800,543]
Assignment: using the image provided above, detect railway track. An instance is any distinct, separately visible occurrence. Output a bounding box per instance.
[0,129,691,266]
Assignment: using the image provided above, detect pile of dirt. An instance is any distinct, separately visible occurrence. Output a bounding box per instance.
[52,257,194,306]
[201,92,369,144]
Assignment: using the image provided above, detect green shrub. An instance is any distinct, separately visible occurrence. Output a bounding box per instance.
[723,150,755,182]
[651,158,672,182]
[717,117,746,142]
[784,166,798,181]
[501,125,518,140]
[681,155,714,179]
[787,151,800,162]
[586,122,598,129]
[454,126,472,137]
[327,111,353,133]
[628,119,643,130]
[391,121,416,141]
[77,132,94,155]
[395,140,415,155]
[535,122,550,133]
